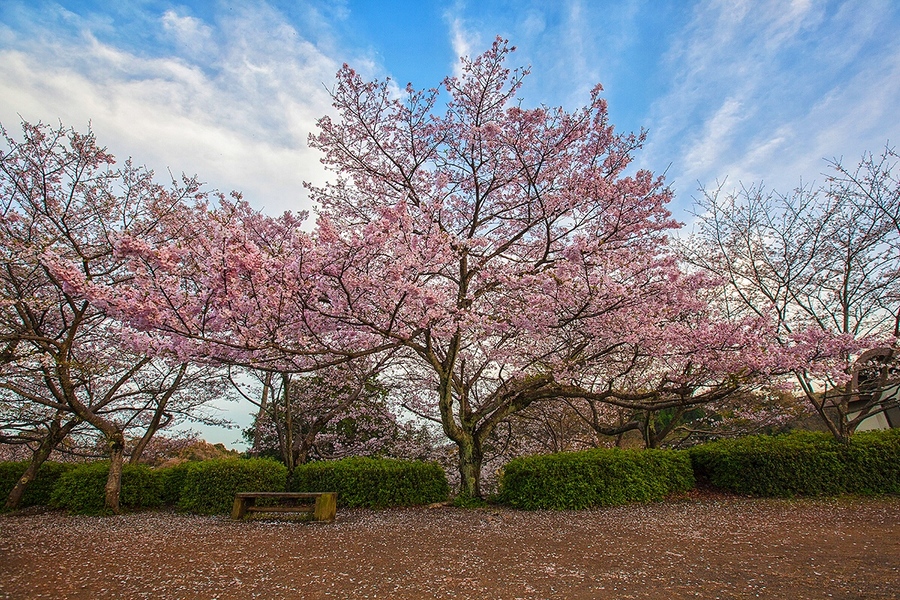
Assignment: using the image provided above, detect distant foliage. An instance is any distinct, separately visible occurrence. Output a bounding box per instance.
[50,462,164,514]
[134,434,239,467]
[497,448,695,510]
[289,458,449,508]
[690,430,900,496]
[177,458,287,514]
[0,461,77,508]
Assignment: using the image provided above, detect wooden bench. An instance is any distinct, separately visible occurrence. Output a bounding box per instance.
[231,492,337,522]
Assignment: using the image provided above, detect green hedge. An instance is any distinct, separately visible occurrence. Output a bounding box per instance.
[177,458,287,514]
[156,461,194,506]
[497,448,695,510]
[289,457,449,508]
[0,461,77,508]
[845,430,900,494]
[49,462,164,514]
[689,429,900,497]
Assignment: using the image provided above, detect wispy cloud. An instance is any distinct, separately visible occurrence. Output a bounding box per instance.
[442,0,485,78]
[439,0,646,110]
[0,3,344,215]
[681,96,748,174]
[644,0,900,204]
[161,10,216,59]
[2,0,898,221]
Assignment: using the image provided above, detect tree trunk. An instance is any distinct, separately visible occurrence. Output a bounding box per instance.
[296,442,310,467]
[105,431,126,514]
[282,375,293,467]
[642,407,684,449]
[281,373,296,490]
[5,414,77,510]
[641,412,656,449]
[797,373,848,442]
[835,381,852,440]
[250,372,272,456]
[457,438,484,499]
[615,409,627,447]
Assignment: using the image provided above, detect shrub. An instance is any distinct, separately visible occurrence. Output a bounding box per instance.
[496,448,695,510]
[178,458,287,514]
[289,458,449,508]
[0,461,77,508]
[845,429,900,494]
[689,429,900,497]
[156,461,194,506]
[690,432,843,496]
[50,462,164,514]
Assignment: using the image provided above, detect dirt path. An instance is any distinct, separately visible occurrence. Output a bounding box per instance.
[1,496,898,599]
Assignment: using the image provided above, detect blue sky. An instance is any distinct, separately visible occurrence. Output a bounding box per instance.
[2,0,899,445]
[3,0,899,217]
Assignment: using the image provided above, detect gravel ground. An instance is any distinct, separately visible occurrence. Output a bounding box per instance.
[1,496,898,599]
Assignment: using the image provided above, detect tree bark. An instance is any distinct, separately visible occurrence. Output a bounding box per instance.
[641,407,686,449]
[5,413,77,510]
[250,372,272,456]
[457,437,484,500]
[282,373,295,489]
[105,431,126,514]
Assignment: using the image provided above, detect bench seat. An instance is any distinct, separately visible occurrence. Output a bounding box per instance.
[231,491,337,522]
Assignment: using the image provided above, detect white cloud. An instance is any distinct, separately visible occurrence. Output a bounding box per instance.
[6,0,896,222]
[449,18,473,61]
[0,4,343,216]
[682,96,747,178]
[519,9,546,37]
[161,9,215,59]
[444,2,480,78]
[642,0,900,207]
[438,1,632,109]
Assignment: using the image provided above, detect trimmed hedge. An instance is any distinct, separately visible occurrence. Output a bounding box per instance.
[177,458,287,514]
[156,461,194,506]
[50,462,164,514]
[689,429,900,497]
[0,461,77,508]
[496,448,695,510]
[845,430,900,494]
[288,457,450,508]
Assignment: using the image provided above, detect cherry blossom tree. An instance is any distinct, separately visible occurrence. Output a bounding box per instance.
[232,357,426,472]
[0,121,227,512]
[68,41,855,499]
[304,39,803,497]
[829,147,900,245]
[87,194,390,371]
[239,364,434,468]
[683,150,900,439]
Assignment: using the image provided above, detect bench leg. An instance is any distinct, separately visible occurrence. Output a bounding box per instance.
[313,493,337,522]
[231,496,253,520]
